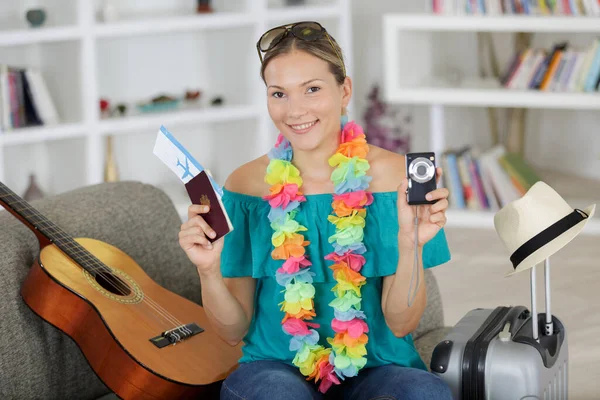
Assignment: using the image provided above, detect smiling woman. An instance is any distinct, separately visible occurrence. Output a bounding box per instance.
[177,20,453,400]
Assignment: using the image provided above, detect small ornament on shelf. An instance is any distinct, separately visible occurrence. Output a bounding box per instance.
[100,98,111,118]
[116,104,127,116]
[210,96,224,106]
[26,9,46,28]
[101,0,119,22]
[196,0,213,13]
[137,94,180,114]
[23,174,44,201]
[185,90,202,102]
[363,84,411,154]
[104,136,119,182]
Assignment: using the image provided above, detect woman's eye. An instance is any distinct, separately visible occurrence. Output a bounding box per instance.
[271,92,284,99]
[307,86,320,93]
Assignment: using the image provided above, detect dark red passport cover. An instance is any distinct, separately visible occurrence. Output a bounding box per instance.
[184,170,232,242]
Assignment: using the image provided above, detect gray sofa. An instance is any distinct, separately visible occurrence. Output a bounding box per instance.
[0,181,450,400]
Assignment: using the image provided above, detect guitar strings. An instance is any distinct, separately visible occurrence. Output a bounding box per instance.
[18,208,189,334]
[0,190,192,336]
[2,193,192,335]
[17,206,191,335]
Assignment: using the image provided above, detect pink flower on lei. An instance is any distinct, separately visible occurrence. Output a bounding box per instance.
[278,255,312,274]
[282,318,320,335]
[318,363,341,393]
[333,191,374,208]
[263,183,306,209]
[340,121,365,143]
[324,251,366,272]
[331,318,369,338]
[275,133,288,148]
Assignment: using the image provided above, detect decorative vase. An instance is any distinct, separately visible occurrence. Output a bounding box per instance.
[23,174,44,201]
[26,9,46,28]
[196,0,213,13]
[104,136,119,182]
[210,96,223,106]
[363,84,411,154]
[116,104,127,116]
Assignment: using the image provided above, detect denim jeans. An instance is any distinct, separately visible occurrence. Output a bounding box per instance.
[220,360,453,400]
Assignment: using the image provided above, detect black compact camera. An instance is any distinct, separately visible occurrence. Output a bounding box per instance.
[406,152,437,205]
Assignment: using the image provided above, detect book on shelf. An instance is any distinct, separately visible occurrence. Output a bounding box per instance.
[432,0,600,15]
[0,65,59,132]
[501,38,600,92]
[440,144,542,211]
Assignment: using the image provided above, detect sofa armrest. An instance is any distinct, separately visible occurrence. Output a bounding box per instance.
[414,327,453,371]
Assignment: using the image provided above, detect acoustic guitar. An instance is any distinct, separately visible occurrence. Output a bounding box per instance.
[0,181,242,399]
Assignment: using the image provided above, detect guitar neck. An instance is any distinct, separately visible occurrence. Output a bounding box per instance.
[0,181,103,277]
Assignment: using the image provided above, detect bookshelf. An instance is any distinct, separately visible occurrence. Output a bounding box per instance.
[385,79,600,109]
[92,12,254,38]
[0,26,82,46]
[0,0,354,221]
[382,15,600,33]
[382,13,600,235]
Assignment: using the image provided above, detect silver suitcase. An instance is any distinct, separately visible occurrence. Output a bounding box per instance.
[430,260,569,399]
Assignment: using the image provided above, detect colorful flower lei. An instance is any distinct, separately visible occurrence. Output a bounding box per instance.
[263,118,374,393]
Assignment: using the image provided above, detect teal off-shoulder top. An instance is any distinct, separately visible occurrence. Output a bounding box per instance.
[219,187,451,371]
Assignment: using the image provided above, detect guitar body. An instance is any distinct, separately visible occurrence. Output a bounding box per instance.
[21,237,242,400]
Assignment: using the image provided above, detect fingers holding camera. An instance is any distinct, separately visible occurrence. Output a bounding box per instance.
[425,187,450,202]
[429,197,448,213]
[397,176,411,208]
[429,210,447,228]
[427,185,449,228]
[436,167,443,185]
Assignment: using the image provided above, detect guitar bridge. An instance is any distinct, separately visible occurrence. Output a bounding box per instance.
[149,323,204,348]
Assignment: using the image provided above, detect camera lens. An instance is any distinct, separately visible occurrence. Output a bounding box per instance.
[408,157,435,183]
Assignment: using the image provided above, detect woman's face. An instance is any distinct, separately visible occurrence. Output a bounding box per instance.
[263,50,351,152]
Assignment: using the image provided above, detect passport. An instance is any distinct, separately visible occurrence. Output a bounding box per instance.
[184,169,233,242]
[153,125,232,242]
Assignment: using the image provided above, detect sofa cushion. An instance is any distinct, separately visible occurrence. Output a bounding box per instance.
[0,181,197,400]
[413,269,445,340]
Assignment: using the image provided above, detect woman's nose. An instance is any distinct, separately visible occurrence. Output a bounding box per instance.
[287,97,308,119]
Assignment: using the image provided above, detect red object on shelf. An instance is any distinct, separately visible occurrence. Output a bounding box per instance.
[100,99,110,112]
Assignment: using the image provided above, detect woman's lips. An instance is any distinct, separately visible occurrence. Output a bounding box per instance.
[288,120,319,135]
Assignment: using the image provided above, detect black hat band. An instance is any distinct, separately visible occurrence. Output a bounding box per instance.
[510,209,589,269]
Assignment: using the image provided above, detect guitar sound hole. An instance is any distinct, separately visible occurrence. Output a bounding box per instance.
[95,272,132,296]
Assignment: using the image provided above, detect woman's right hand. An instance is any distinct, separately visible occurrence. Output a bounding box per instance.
[179,204,224,275]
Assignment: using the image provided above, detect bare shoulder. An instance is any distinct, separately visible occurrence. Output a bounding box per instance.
[367,145,406,193]
[223,154,270,197]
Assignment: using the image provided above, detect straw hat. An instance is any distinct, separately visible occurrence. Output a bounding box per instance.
[494,181,596,277]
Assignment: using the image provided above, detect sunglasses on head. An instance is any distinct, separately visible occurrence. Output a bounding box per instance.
[256,21,346,77]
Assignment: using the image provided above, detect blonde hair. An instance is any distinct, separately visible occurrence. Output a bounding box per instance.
[259,26,347,88]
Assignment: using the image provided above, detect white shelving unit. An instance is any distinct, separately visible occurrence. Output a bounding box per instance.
[0,0,353,221]
[382,13,600,235]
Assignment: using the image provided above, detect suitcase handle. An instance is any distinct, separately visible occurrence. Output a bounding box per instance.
[511,313,566,369]
[501,306,531,340]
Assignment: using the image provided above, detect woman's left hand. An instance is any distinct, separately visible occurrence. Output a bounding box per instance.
[397,167,449,249]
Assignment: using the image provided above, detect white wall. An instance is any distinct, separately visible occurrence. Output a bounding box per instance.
[350,0,600,181]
